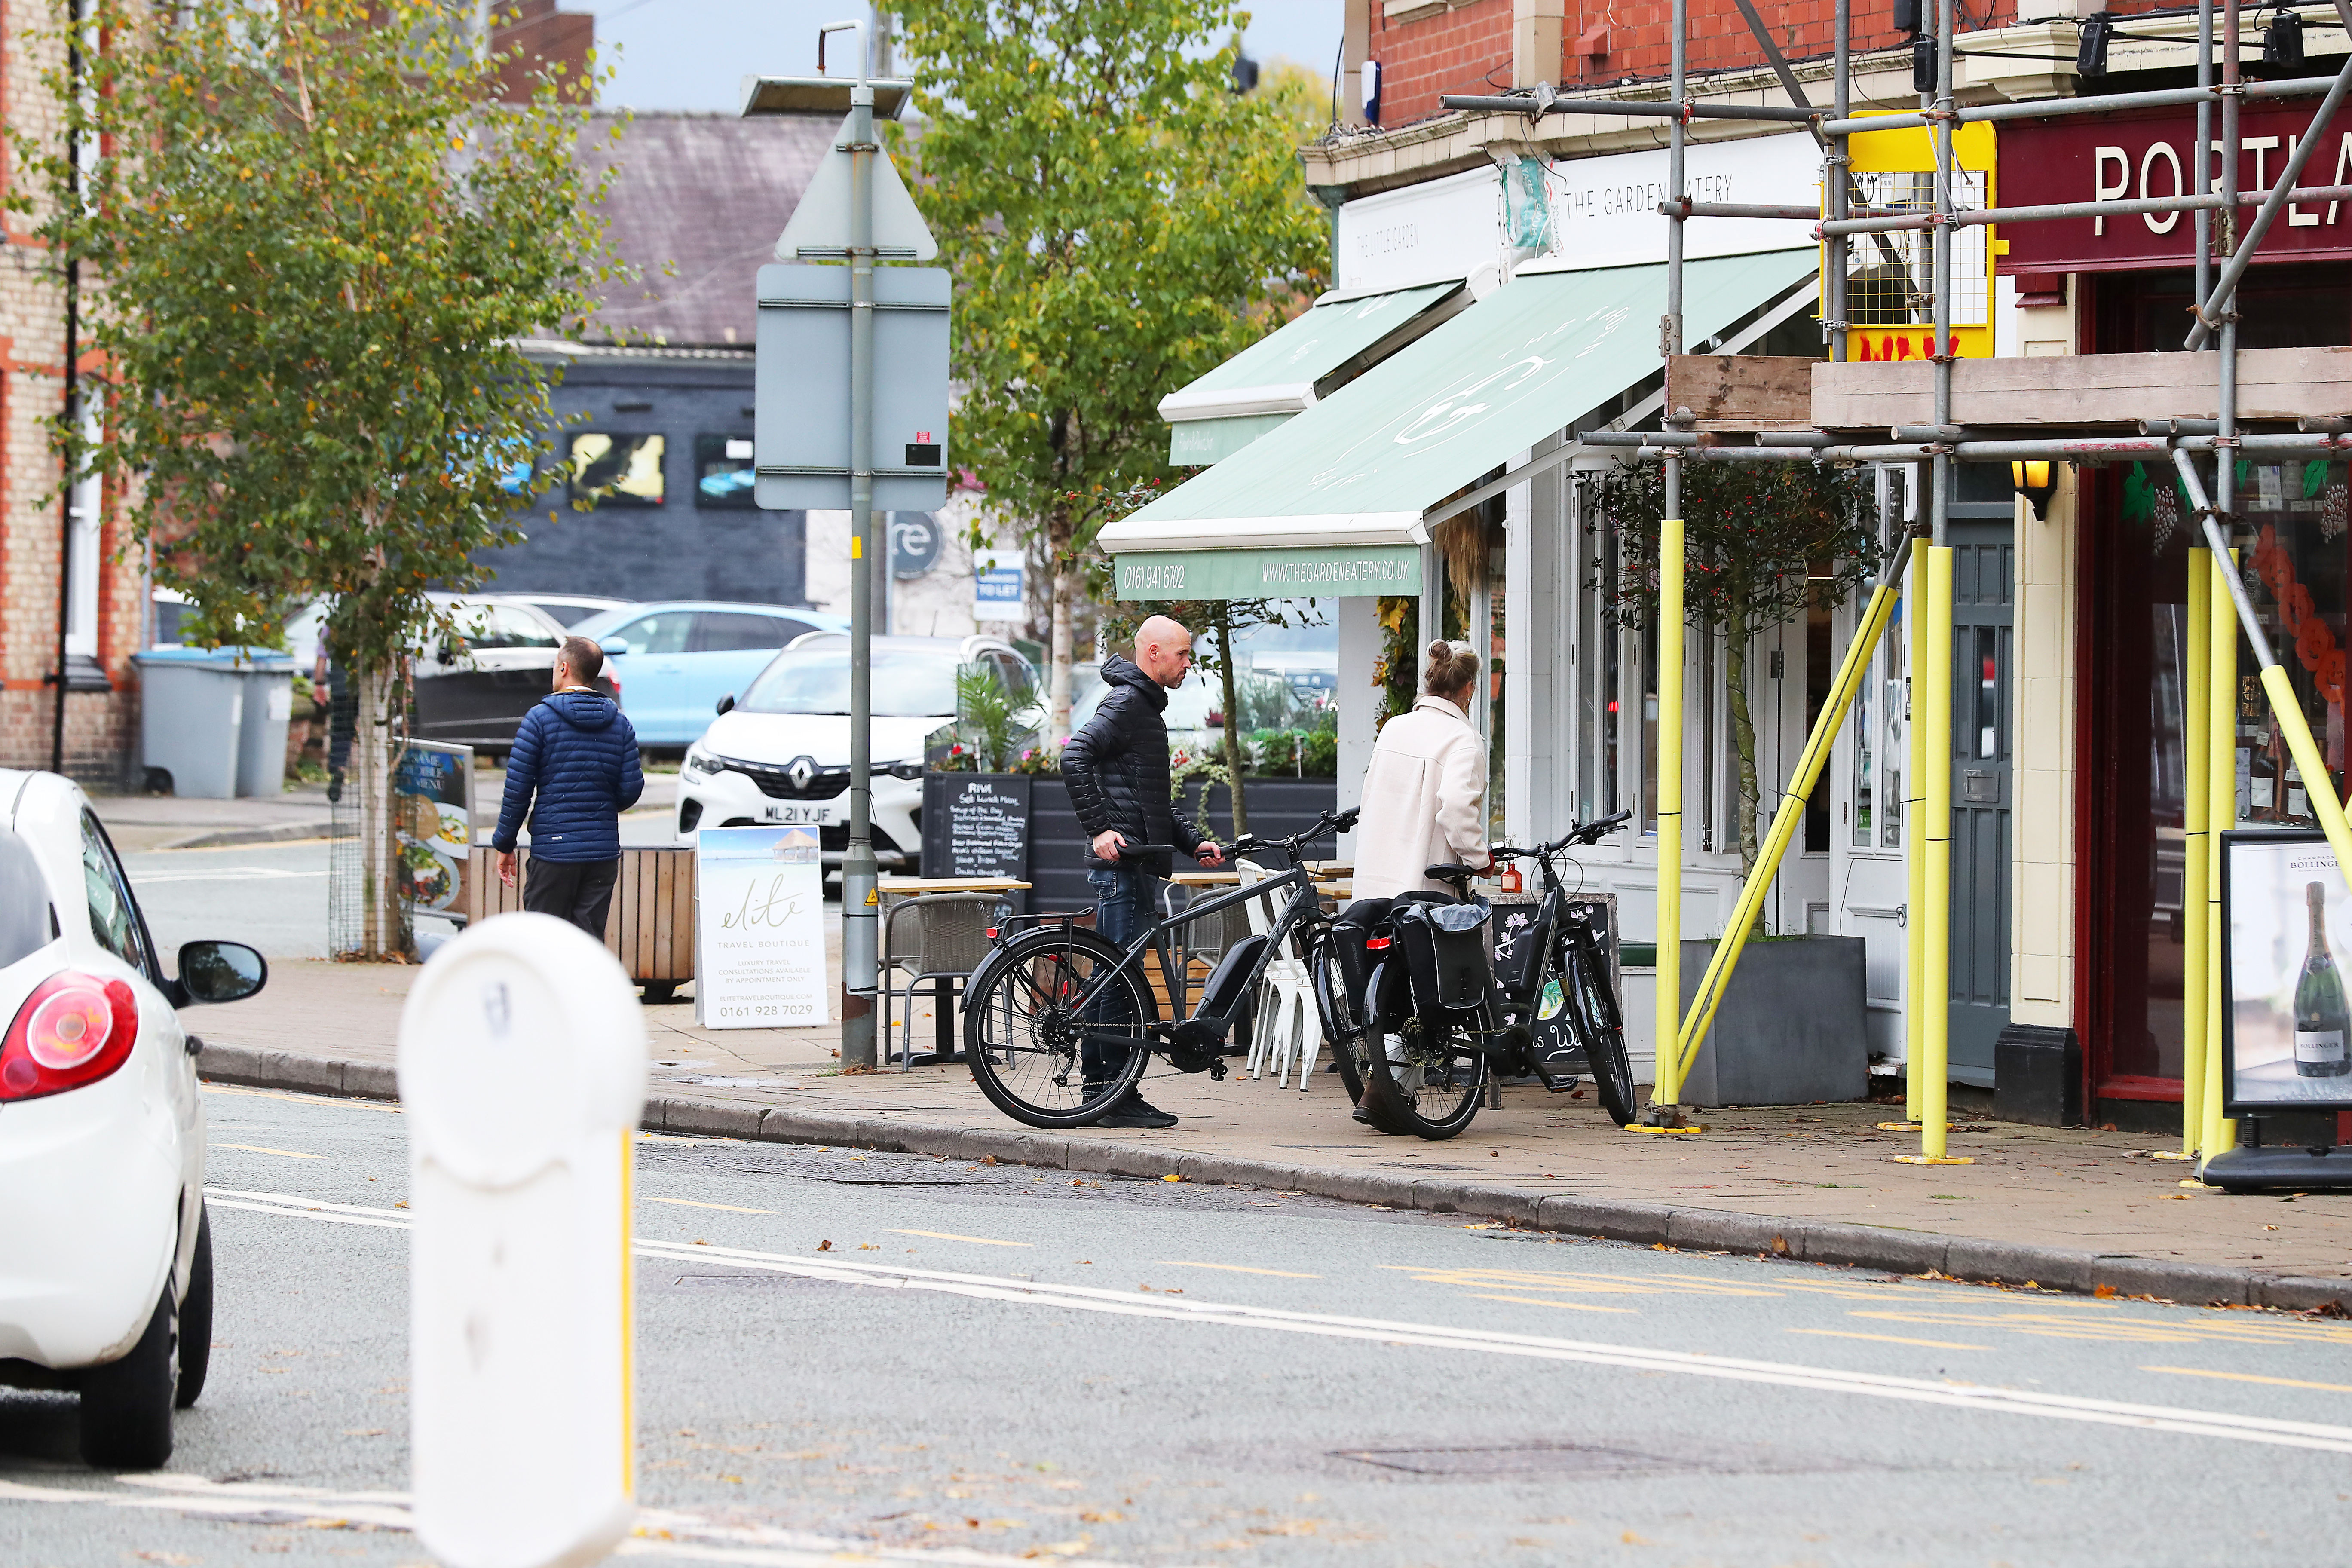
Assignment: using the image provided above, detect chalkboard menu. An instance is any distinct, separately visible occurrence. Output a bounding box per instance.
[920,773,1032,881]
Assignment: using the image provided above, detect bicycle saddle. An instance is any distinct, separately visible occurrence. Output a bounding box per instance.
[1425,863,1482,882]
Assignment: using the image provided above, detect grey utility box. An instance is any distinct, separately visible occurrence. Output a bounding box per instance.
[1676,935,1870,1106]
[133,647,297,799]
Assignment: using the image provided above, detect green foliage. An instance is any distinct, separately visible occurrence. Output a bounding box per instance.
[1246,723,1337,778]
[954,662,1024,773]
[11,0,628,670]
[890,0,1330,727]
[1375,595,1418,726]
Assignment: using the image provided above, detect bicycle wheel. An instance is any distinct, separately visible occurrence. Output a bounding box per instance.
[1308,931,1372,1102]
[964,928,1156,1128]
[1360,1006,1489,1141]
[1565,941,1638,1127]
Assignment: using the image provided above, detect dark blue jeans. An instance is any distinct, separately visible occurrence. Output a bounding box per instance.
[1084,865,1147,1088]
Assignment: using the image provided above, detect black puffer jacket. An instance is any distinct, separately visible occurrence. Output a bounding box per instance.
[1061,655,1207,874]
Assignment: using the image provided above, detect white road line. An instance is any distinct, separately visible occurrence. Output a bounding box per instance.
[206,1186,2352,1457]
[133,867,327,883]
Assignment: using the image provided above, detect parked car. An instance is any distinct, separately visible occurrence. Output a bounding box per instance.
[572,601,850,748]
[412,594,619,759]
[500,593,633,629]
[675,634,1038,870]
[0,770,266,1467]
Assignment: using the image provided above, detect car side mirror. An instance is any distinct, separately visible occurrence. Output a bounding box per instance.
[715,693,735,716]
[176,940,267,1005]
[600,638,631,657]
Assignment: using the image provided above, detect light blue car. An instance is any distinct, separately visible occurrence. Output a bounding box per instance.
[572,600,850,747]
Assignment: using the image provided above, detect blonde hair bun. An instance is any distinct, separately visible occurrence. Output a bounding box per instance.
[1422,638,1481,699]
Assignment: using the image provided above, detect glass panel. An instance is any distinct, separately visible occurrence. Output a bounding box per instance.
[2232,461,2347,833]
[484,606,559,649]
[1853,606,1875,847]
[694,433,758,510]
[1597,493,1621,820]
[1804,584,1833,852]
[612,612,694,656]
[693,612,791,653]
[80,812,147,976]
[568,432,666,508]
[1641,614,1659,834]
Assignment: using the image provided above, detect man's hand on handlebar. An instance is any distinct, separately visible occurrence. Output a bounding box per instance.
[1091,829,1127,862]
[1194,840,1226,867]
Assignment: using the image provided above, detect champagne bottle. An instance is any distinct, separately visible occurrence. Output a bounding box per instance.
[2293,881,2352,1078]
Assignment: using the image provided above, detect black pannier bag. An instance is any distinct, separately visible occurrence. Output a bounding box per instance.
[1396,899,1494,1012]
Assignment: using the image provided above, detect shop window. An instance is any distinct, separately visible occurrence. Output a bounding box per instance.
[568,432,665,508]
[2230,459,2350,831]
[695,434,758,510]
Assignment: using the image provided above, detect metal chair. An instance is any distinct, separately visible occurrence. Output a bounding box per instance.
[881,892,998,1070]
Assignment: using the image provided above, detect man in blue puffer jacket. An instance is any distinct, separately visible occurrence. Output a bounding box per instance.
[493,636,644,938]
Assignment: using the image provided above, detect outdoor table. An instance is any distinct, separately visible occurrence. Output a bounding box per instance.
[878,879,1031,1063]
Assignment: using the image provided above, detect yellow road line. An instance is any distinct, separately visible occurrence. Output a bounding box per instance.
[645,1197,774,1215]
[212,1143,320,1159]
[1156,1261,1321,1279]
[1471,1292,1637,1315]
[202,1084,402,1115]
[1790,1329,1987,1351]
[2143,1366,2352,1394]
[890,1229,1030,1248]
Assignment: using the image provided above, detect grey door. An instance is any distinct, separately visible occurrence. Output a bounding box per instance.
[1947,514,2014,1085]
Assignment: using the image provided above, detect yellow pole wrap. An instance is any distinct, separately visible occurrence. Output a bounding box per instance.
[1920,547,1954,1161]
[1904,551,1927,1125]
[2181,550,2210,1158]
[2261,663,2352,899]
[1676,580,1901,1076]
[2205,549,2237,1161]
[1654,516,1686,1107]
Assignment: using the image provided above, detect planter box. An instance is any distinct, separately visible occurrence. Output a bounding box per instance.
[464,845,695,995]
[1675,935,1868,1106]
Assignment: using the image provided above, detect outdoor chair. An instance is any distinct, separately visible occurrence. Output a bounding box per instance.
[880,892,998,1071]
[1236,858,1318,1088]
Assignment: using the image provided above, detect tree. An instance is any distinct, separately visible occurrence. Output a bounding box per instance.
[12,0,625,957]
[1590,459,1878,881]
[890,0,1329,743]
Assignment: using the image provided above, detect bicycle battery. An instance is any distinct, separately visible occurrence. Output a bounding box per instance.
[1491,901,1556,1002]
[1195,934,1268,1020]
[1396,900,1494,1011]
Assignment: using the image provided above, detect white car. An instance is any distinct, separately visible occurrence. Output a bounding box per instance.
[675,634,1038,873]
[0,771,266,1468]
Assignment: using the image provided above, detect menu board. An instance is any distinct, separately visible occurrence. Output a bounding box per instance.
[920,773,1031,881]
[694,825,829,1029]
[395,741,475,918]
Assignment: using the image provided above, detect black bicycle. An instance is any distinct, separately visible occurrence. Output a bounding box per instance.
[959,807,1356,1128]
[1309,810,1636,1139]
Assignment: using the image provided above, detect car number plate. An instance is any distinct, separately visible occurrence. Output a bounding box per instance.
[760,802,842,825]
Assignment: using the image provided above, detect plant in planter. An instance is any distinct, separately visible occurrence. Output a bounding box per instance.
[1589,458,1879,890]
[953,663,1024,773]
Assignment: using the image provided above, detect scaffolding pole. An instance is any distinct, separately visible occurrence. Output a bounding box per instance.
[1648,0,1692,1125]
[2177,547,2211,1160]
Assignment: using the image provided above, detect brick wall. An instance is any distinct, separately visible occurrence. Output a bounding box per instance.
[1372,0,2206,127]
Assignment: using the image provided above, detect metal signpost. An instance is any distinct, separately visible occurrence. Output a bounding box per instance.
[746,27,946,1068]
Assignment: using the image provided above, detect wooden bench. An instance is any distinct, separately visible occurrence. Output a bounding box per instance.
[463,846,696,999]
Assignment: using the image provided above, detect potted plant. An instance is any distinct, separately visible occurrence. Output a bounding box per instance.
[1591,457,1882,1105]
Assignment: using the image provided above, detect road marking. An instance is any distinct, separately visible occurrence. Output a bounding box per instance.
[646,1196,775,1215]
[1157,1260,1320,1278]
[2144,1366,2352,1394]
[212,1143,320,1159]
[210,1185,2352,1457]
[135,867,328,883]
[889,1228,1031,1247]
[202,1084,404,1115]
[1472,1292,1638,1315]
[1790,1329,1988,1351]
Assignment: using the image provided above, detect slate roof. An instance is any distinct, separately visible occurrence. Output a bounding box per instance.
[580,110,838,350]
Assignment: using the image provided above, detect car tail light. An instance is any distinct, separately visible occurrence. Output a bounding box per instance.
[0,972,138,1101]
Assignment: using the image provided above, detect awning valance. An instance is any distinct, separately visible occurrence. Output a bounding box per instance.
[1159,282,1461,465]
[1106,250,1820,593]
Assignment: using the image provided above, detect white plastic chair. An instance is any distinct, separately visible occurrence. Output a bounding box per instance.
[1237,860,1319,1090]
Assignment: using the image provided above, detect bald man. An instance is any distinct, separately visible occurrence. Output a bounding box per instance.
[1059,615,1225,1129]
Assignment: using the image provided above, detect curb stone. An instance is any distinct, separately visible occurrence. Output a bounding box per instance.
[199,1044,2352,1314]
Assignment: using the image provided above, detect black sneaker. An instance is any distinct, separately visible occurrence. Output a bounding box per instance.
[1351,1104,1374,1126]
[1098,1094,1178,1130]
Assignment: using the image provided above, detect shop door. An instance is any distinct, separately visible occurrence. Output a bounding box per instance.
[1948,514,2014,1084]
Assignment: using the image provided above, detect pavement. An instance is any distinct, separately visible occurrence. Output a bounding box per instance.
[21,1087,2352,1566]
[88,766,680,851]
[184,957,2352,1314]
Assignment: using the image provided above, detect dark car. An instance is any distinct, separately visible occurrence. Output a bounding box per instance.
[411,595,619,760]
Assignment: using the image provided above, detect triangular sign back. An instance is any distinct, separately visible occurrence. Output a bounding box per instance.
[775,113,938,262]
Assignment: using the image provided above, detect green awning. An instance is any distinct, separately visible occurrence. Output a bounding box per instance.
[1159,282,1460,465]
[1105,251,1819,587]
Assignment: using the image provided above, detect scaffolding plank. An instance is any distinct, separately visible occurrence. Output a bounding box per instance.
[1812,347,2352,430]
[1667,354,1815,429]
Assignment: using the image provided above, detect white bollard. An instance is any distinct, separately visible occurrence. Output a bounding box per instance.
[398,912,648,1568]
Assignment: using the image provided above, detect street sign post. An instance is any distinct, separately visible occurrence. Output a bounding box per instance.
[398,913,647,1568]
[747,24,946,1069]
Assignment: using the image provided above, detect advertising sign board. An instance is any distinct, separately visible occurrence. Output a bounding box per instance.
[2221,829,2352,1110]
[974,560,1026,621]
[918,774,1031,882]
[395,741,475,920]
[2003,102,2352,275]
[693,825,829,1029]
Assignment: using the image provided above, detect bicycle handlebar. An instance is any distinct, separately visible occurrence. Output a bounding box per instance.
[1490,808,1634,862]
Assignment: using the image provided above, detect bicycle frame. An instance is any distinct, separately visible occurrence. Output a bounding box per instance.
[1071,861,1325,1038]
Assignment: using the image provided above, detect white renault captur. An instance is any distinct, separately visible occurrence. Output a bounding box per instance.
[0,770,266,1468]
[675,634,1039,872]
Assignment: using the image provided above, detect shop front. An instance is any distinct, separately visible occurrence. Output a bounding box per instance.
[2004,100,2352,1127]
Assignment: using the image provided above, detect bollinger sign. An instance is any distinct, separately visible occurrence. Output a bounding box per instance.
[2003,101,2352,275]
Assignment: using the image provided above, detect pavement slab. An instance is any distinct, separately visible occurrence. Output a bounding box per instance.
[186,959,2352,1308]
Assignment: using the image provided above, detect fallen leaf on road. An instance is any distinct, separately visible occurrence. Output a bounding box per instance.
[1022,1535,1092,1558]
[1161,1173,1187,1182]
[1622,1531,1651,1544]
[818,1240,833,1251]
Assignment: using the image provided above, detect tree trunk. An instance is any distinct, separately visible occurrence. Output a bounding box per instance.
[1213,601,1248,837]
[348,656,409,962]
[1724,632,1762,890]
[1047,556,1075,744]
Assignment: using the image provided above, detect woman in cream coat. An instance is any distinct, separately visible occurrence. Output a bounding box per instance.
[1352,640,1491,900]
